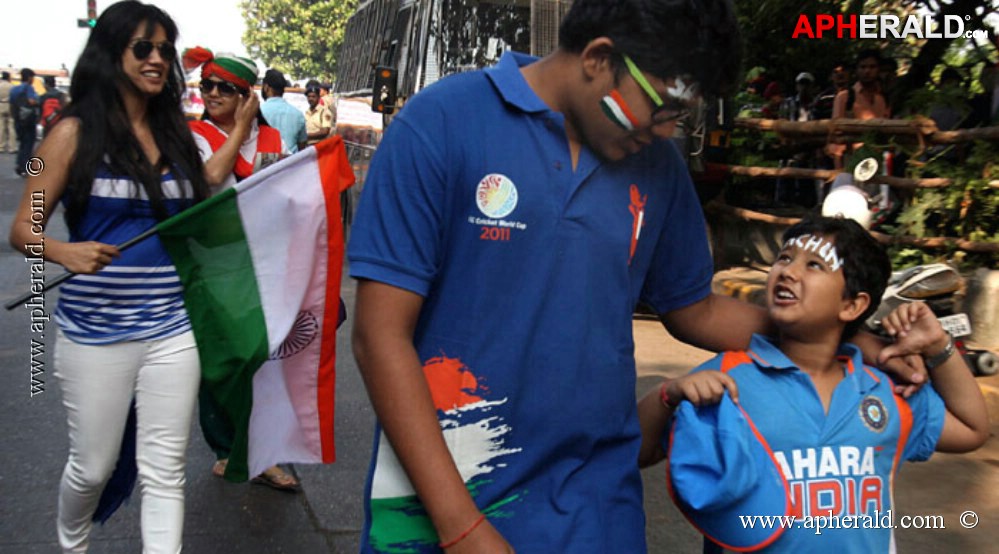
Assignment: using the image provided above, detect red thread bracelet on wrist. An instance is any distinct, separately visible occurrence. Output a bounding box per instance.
[439,514,486,549]
[659,381,675,410]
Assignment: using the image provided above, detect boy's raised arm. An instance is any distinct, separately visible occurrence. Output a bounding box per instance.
[880,302,990,453]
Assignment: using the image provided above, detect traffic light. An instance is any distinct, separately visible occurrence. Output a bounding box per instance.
[372,66,397,114]
[87,0,97,27]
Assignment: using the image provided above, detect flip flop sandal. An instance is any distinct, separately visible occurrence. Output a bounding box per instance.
[251,467,301,492]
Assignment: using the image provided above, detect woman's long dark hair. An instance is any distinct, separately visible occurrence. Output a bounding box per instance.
[62,0,208,233]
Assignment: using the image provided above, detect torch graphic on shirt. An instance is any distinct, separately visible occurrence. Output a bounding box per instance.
[628,184,647,265]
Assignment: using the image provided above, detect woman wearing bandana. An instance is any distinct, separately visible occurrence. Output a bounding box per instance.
[182,47,297,490]
[182,47,285,192]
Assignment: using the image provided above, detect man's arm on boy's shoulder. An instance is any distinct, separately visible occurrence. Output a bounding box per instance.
[659,293,928,394]
[880,302,990,452]
[353,280,513,552]
[659,293,772,353]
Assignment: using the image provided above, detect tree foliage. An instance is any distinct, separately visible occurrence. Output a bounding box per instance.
[734,0,997,99]
[241,0,357,82]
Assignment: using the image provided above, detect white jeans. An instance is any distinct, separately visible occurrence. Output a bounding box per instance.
[54,330,200,554]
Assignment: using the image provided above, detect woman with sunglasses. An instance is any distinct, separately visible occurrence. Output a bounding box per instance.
[182,47,285,191]
[8,2,208,552]
[181,47,298,491]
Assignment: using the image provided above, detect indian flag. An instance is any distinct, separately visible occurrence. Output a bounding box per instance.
[368,354,526,552]
[156,137,354,481]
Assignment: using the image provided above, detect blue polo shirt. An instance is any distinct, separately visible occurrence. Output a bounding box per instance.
[348,51,713,553]
[260,96,307,153]
[689,334,945,553]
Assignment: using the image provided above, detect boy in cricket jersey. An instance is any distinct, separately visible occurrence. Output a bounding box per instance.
[639,216,989,552]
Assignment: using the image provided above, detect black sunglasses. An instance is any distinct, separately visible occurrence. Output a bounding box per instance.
[199,80,243,96]
[129,39,176,61]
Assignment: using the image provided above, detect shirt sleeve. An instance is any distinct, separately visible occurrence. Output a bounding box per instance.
[638,142,714,314]
[296,114,308,145]
[900,383,945,462]
[190,131,213,162]
[347,97,448,297]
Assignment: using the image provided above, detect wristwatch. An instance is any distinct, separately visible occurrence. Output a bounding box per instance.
[923,332,956,370]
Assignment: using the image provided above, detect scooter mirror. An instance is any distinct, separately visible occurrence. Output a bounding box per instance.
[853,157,879,183]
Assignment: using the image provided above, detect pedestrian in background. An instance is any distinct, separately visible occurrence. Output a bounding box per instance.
[304,82,333,146]
[40,75,67,137]
[181,46,300,491]
[0,71,14,154]
[828,49,890,168]
[8,1,209,551]
[260,68,306,153]
[183,47,285,190]
[779,72,816,122]
[10,67,39,176]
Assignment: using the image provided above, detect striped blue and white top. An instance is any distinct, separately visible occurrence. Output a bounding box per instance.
[55,166,198,345]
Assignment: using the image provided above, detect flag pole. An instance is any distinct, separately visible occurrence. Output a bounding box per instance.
[3,226,159,311]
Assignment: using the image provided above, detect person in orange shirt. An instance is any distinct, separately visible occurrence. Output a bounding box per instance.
[828,49,889,168]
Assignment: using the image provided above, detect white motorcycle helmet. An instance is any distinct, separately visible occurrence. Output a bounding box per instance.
[822,178,872,229]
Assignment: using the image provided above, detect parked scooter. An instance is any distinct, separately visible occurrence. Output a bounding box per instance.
[866,263,998,377]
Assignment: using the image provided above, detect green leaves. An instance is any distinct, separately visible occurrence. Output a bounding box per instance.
[241,0,357,81]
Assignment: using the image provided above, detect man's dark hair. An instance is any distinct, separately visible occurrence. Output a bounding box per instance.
[781,216,891,338]
[856,48,882,67]
[263,69,287,94]
[44,75,57,89]
[558,0,742,98]
[20,68,35,82]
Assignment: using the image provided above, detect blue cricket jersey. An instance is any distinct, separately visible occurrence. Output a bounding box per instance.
[690,334,945,553]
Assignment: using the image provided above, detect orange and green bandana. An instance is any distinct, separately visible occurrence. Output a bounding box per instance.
[182,46,258,91]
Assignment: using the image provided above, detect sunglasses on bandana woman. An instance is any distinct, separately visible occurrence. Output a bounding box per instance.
[600,55,692,131]
[129,39,176,61]
[199,80,244,97]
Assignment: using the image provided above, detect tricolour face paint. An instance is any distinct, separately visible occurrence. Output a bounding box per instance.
[783,233,843,271]
[600,89,639,131]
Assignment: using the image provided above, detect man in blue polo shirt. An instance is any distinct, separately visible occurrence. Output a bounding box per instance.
[346,0,917,551]
[260,69,306,153]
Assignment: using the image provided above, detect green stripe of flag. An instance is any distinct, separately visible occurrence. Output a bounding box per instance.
[156,187,268,482]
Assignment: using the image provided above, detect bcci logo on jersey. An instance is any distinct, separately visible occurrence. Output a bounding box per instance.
[859,396,887,432]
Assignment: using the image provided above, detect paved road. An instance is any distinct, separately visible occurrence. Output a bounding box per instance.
[1,152,996,552]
